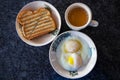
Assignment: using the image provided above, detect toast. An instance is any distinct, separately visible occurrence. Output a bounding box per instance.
[17,8,56,40]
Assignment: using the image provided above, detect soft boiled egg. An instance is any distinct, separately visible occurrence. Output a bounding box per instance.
[60,53,82,71]
[64,39,82,53]
[57,37,83,71]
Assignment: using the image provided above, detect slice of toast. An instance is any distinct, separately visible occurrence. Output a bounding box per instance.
[17,8,56,40]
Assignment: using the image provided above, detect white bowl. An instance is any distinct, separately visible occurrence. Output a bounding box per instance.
[49,31,97,79]
[16,1,61,46]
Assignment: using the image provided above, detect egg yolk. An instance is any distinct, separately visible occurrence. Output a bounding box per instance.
[67,56,74,66]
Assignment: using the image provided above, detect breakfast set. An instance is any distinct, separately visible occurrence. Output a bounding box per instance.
[16,1,98,79]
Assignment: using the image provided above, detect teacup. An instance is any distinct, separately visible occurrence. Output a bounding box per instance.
[65,3,99,30]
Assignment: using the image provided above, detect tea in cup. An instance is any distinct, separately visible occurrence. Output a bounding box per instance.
[65,3,99,30]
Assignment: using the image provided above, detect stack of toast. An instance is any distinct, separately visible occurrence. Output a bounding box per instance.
[17,8,56,40]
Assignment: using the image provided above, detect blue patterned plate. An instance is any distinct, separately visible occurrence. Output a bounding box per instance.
[16,1,61,46]
[49,31,97,79]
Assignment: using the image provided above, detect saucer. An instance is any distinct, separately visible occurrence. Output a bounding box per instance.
[16,1,61,46]
[49,31,97,79]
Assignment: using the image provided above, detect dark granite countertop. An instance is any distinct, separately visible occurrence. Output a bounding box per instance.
[0,0,120,80]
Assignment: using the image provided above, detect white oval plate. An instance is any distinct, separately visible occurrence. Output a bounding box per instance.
[16,1,61,46]
[49,31,97,79]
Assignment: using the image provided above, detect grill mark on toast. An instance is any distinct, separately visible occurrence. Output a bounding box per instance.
[25,22,53,34]
[24,19,52,32]
[24,16,51,28]
[28,27,55,40]
[21,11,50,22]
[22,14,51,25]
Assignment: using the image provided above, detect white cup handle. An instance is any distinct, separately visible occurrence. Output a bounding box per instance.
[89,20,99,27]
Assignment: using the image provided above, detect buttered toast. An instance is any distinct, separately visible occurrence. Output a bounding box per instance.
[17,8,56,40]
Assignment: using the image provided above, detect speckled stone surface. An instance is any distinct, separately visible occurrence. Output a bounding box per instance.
[0,0,120,80]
